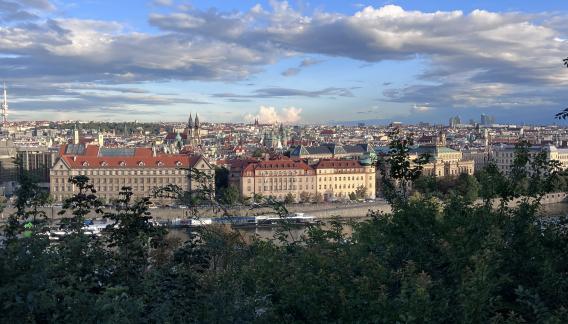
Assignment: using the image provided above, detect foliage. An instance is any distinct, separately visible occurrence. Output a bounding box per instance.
[314,192,324,203]
[555,57,568,119]
[299,191,312,203]
[214,166,229,191]
[355,185,367,199]
[378,130,430,208]
[284,192,295,204]
[219,185,241,205]
[2,144,568,322]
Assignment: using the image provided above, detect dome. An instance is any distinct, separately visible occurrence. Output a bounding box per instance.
[359,157,372,166]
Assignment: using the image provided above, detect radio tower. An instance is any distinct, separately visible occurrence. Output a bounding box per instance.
[1,82,7,127]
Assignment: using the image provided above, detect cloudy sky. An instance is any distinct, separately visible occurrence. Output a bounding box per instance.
[1,0,568,124]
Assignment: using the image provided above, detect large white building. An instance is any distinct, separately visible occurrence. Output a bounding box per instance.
[493,144,568,174]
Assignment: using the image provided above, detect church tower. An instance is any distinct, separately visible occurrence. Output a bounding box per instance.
[185,113,194,143]
[194,113,201,145]
[436,130,447,147]
[73,124,80,145]
[97,129,104,147]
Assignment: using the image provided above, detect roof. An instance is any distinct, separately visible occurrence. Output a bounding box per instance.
[314,159,366,169]
[242,159,312,174]
[58,144,206,169]
[290,143,373,157]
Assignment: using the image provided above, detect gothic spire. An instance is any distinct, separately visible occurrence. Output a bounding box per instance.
[194,113,200,128]
[188,113,194,128]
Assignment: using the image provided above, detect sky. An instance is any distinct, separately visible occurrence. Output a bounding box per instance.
[1,0,568,125]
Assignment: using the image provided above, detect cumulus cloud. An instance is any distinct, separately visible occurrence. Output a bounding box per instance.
[244,106,303,124]
[149,3,568,111]
[2,1,568,119]
[411,104,433,113]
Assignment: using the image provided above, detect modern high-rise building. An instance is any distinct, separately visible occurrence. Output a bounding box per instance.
[481,113,496,126]
[449,116,461,128]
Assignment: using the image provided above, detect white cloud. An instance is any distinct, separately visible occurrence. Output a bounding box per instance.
[2,2,568,120]
[412,104,432,113]
[244,105,303,124]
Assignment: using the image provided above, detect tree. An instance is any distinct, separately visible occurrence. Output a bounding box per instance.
[413,175,437,196]
[214,166,229,192]
[314,192,324,203]
[219,186,241,205]
[284,193,295,204]
[555,57,568,119]
[103,187,165,290]
[378,130,430,207]
[455,173,480,203]
[58,175,104,234]
[355,185,367,199]
[299,191,312,203]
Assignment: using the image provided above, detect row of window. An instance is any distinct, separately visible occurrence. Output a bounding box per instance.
[319,183,372,190]
[52,169,189,176]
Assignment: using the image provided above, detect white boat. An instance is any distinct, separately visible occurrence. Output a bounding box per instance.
[255,213,316,226]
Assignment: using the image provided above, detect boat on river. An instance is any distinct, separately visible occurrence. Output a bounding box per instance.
[169,213,316,228]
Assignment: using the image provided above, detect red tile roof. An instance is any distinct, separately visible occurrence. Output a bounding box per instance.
[58,144,204,169]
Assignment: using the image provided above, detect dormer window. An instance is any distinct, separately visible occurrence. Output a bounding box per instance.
[82,161,89,167]
[100,161,108,167]
[138,161,145,166]
[157,161,164,167]
[119,161,126,167]
[175,161,182,167]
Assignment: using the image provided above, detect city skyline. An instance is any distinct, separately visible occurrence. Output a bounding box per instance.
[1,1,567,124]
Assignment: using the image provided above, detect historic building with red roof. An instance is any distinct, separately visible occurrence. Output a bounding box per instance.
[50,143,213,202]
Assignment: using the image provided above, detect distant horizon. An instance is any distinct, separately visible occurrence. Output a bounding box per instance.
[5,117,567,128]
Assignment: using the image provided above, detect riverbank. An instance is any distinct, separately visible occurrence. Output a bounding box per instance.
[1,192,566,224]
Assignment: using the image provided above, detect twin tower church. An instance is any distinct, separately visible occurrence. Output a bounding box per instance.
[167,113,202,148]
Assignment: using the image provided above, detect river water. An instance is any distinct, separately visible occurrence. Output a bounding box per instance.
[167,202,568,243]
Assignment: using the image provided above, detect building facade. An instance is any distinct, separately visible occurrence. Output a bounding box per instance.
[409,132,475,177]
[493,144,568,174]
[290,143,374,160]
[50,144,213,202]
[237,158,375,202]
[314,159,376,201]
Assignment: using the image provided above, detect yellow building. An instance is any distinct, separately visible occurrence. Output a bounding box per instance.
[237,158,375,202]
[240,159,316,201]
[314,159,375,200]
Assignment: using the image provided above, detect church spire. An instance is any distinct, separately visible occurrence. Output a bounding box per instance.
[194,113,200,128]
[188,113,194,128]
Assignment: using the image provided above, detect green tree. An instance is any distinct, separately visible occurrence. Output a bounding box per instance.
[299,191,312,203]
[219,186,241,205]
[214,166,229,191]
[378,130,430,207]
[58,175,104,234]
[455,173,480,203]
[103,187,165,290]
[355,185,367,199]
[284,192,295,204]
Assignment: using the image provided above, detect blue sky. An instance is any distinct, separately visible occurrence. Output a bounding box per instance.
[2,0,568,124]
